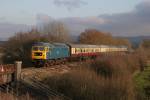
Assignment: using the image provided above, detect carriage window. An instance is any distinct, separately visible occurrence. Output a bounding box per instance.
[81,48,85,52]
[92,49,94,52]
[76,48,81,53]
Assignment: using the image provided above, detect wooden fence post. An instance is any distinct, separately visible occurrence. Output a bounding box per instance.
[14,61,22,97]
[14,61,22,81]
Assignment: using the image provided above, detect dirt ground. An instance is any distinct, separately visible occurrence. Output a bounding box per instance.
[21,62,81,81]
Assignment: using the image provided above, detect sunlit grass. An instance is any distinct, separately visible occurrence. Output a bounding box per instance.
[134,65,150,99]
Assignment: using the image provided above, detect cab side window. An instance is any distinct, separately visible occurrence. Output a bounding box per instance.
[45,47,49,52]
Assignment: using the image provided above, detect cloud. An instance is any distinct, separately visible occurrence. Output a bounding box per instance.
[53,0,87,11]
[0,17,6,21]
[60,17,108,35]
[36,13,55,27]
[36,1,150,36]
[96,1,150,36]
[0,23,31,38]
[61,1,150,36]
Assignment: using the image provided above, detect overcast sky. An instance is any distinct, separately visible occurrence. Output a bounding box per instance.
[0,0,150,38]
[0,0,143,25]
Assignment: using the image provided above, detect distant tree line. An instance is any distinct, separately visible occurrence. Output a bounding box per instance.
[79,29,131,47]
[2,21,133,66]
[141,39,150,49]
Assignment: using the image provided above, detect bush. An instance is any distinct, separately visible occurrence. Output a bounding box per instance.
[134,65,150,99]
[43,67,135,100]
[43,52,149,100]
[88,54,140,78]
[134,48,148,71]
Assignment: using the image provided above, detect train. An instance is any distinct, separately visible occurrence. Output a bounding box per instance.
[31,42,128,67]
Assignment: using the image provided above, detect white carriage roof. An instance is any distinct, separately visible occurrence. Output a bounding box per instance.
[68,44,128,48]
[68,44,109,48]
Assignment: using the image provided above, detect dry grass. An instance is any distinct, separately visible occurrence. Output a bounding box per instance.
[44,65,135,100]
[0,92,34,100]
[89,54,139,77]
[43,52,149,100]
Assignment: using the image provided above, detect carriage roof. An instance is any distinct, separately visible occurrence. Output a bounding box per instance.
[68,44,110,48]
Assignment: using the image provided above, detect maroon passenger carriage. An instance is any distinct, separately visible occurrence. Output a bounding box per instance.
[67,44,128,61]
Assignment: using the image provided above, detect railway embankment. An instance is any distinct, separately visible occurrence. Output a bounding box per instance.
[0,58,149,100]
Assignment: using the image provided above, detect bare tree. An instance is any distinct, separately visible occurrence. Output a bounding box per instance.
[42,21,71,42]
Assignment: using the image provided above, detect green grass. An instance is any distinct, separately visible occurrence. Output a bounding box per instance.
[134,65,150,99]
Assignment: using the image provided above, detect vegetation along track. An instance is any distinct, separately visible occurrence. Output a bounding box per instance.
[21,64,72,100]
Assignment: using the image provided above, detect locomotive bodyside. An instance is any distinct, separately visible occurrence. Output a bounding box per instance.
[32,42,69,67]
[49,43,70,59]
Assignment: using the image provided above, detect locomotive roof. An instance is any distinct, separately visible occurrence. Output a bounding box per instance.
[52,43,69,48]
[32,42,68,48]
[32,42,51,46]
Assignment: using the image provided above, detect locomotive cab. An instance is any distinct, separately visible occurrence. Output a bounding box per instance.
[32,46,49,60]
[31,42,51,67]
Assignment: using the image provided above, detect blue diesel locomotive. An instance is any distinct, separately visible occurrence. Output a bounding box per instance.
[32,42,70,67]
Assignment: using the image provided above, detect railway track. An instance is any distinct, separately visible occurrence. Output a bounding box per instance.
[0,83,18,98]
[0,62,80,99]
[21,64,72,79]
[21,66,72,100]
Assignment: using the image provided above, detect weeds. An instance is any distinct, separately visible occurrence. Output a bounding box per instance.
[43,53,149,100]
[44,63,135,100]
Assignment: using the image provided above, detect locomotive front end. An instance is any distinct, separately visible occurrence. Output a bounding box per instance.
[32,46,47,60]
[31,42,50,67]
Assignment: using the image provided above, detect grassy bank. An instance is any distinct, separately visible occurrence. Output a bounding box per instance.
[134,64,150,99]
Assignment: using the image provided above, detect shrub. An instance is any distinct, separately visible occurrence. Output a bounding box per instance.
[88,54,139,78]
[134,65,150,100]
[42,52,150,100]
[43,67,135,100]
